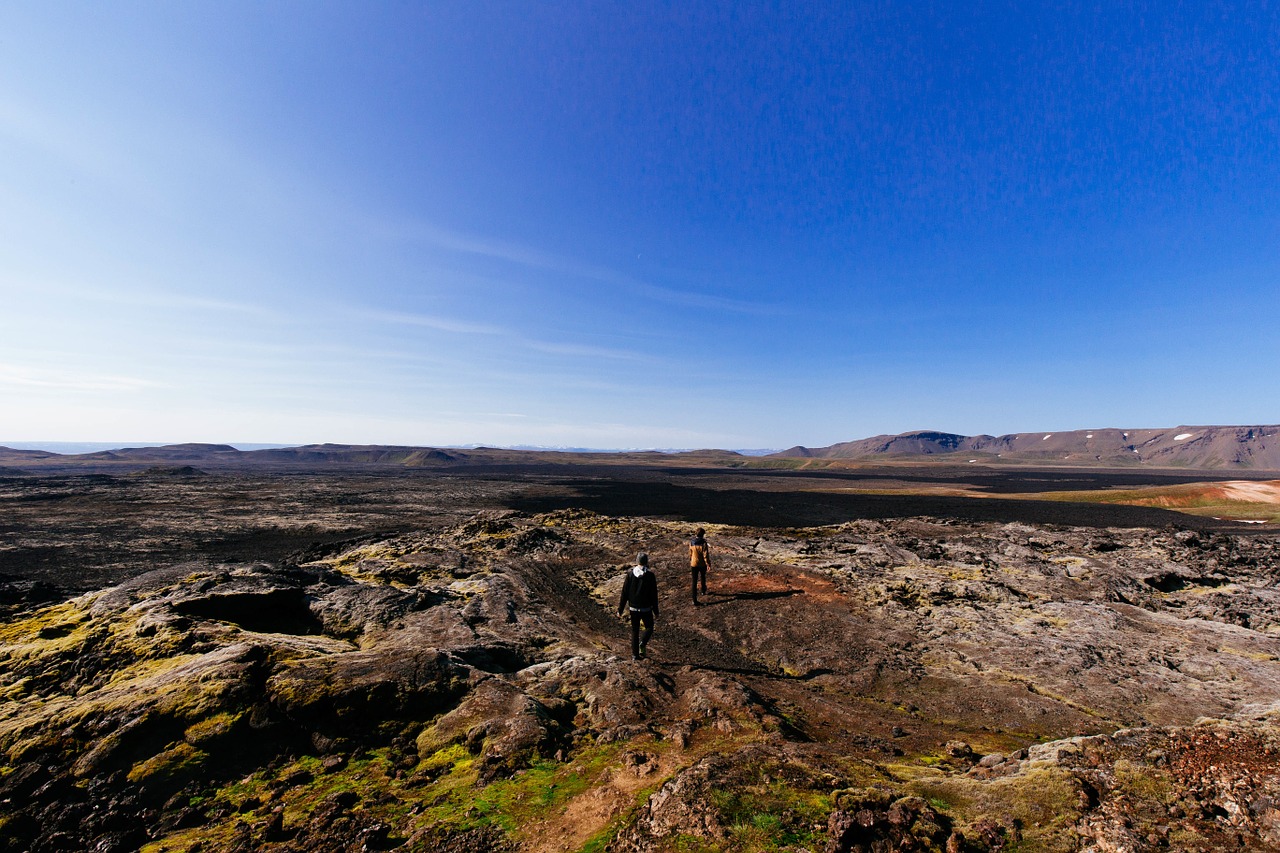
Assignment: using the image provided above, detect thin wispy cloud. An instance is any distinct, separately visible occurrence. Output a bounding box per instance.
[359,308,657,364]
[632,282,775,315]
[0,96,186,215]
[107,290,280,319]
[0,99,128,187]
[359,308,505,336]
[524,340,652,361]
[0,274,279,319]
[402,222,778,315]
[0,363,160,393]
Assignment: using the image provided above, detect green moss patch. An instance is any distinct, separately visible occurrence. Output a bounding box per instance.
[909,766,1082,852]
[144,732,675,852]
[709,780,831,852]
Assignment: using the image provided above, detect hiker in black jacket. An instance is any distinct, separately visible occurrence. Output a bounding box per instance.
[617,552,659,660]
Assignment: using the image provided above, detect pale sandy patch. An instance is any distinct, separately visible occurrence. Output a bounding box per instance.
[1219,480,1280,503]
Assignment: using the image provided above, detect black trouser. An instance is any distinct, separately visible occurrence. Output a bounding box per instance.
[691,566,707,601]
[629,608,654,657]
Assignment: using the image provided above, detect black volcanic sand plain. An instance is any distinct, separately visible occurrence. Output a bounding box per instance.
[0,464,1257,596]
[1,461,1280,852]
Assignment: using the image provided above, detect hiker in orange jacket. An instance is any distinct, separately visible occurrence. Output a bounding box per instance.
[689,528,710,605]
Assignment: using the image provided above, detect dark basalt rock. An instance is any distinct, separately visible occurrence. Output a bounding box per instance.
[172,586,322,635]
[0,575,61,611]
[827,794,953,853]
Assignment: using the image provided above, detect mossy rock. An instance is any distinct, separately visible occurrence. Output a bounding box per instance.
[183,710,247,747]
[832,785,892,811]
[127,741,208,786]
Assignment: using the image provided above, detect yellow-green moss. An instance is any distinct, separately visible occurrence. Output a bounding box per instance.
[417,742,470,774]
[128,742,207,784]
[183,710,244,746]
[0,601,92,653]
[142,727,839,853]
[1112,758,1173,805]
[910,766,1081,852]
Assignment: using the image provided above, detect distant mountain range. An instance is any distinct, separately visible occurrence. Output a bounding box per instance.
[2,426,1279,471]
[0,442,744,472]
[774,425,1280,469]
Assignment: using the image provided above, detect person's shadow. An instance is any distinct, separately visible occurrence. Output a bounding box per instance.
[700,588,802,607]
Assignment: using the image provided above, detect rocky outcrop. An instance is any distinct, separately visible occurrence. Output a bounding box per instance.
[826,792,953,853]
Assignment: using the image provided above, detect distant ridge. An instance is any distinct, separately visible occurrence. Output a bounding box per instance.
[0,442,743,471]
[249,444,463,466]
[5,428,1279,471]
[773,425,1280,469]
[79,443,241,462]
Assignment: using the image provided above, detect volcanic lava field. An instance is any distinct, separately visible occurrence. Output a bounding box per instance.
[1,461,1279,852]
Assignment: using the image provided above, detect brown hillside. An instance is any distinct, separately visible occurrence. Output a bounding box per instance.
[776,425,1280,469]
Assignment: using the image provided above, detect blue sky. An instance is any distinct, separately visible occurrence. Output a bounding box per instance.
[2,2,1278,449]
